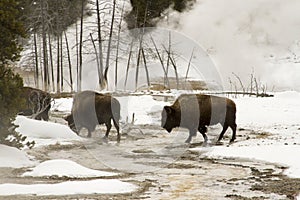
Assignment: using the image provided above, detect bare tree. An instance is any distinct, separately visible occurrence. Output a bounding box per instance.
[78,0,84,92]
[232,72,246,95]
[48,34,55,92]
[124,39,134,89]
[103,0,117,89]
[56,35,61,93]
[164,45,179,89]
[150,36,170,88]
[64,31,73,92]
[95,0,105,88]
[185,48,194,82]
[114,0,126,90]
[33,33,39,88]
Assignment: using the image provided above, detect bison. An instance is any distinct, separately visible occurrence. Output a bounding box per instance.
[19,87,51,121]
[161,94,237,144]
[64,91,121,142]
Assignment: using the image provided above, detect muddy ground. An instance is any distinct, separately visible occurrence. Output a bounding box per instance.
[1,116,300,200]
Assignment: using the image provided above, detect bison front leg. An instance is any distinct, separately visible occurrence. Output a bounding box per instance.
[185,129,197,143]
[87,128,92,138]
[198,126,208,144]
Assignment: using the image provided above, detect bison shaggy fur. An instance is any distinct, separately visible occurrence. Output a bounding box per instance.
[19,87,51,121]
[64,91,120,142]
[161,94,237,144]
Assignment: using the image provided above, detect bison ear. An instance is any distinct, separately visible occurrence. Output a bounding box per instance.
[164,106,173,114]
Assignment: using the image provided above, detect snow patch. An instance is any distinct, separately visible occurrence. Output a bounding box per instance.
[0,179,137,196]
[51,97,73,112]
[235,91,300,128]
[13,116,81,146]
[117,95,169,125]
[22,159,118,178]
[194,145,300,178]
[0,144,34,168]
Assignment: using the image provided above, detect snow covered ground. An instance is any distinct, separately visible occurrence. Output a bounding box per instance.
[22,159,118,178]
[0,160,136,196]
[1,91,300,197]
[14,115,81,147]
[0,179,137,196]
[0,144,35,168]
[189,91,300,179]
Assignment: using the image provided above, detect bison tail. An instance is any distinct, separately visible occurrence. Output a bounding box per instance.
[111,98,121,121]
[226,100,237,123]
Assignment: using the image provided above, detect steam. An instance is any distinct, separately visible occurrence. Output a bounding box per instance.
[159,0,300,91]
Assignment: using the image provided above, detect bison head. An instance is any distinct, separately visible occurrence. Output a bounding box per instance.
[161,106,179,133]
[64,114,78,134]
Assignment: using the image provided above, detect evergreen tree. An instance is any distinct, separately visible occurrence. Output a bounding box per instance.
[0,0,31,147]
[126,0,195,29]
[0,0,26,64]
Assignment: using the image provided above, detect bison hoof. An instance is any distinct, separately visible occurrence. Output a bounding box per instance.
[229,139,236,144]
[184,139,191,144]
[102,136,108,143]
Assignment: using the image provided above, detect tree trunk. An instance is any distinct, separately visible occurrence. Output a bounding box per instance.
[90,33,101,89]
[33,33,39,89]
[96,0,104,87]
[56,35,60,94]
[104,0,117,89]
[114,1,126,90]
[64,31,73,92]
[60,35,63,92]
[78,0,84,92]
[48,34,55,92]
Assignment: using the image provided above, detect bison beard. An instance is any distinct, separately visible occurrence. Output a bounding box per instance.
[64,91,121,142]
[161,94,237,144]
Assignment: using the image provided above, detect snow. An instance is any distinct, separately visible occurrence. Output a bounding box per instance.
[191,91,300,179]
[199,145,300,178]
[14,115,81,146]
[117,95,169,125]
[235,91,300,128]
[3,91,300,196]
[0,144,34,168]
[51,97,73,112]
[23,159,118,178]
[0,179,137,196]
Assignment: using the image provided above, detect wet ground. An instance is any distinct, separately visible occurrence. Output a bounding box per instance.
[1,119,300,200]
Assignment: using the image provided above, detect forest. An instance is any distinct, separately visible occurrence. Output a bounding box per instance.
[2,0,194,94]
[0,0,197,149]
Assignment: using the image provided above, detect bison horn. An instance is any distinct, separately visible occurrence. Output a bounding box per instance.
[164,106,173,114]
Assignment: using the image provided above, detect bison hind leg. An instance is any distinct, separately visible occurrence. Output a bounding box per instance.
[112,118,120,143]
[217,124,229,143]
[185,135,193,144]
[229,123,237,143]
[104,121,112,139]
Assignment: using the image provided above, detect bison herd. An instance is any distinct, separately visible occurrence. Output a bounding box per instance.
[21,87,237,145]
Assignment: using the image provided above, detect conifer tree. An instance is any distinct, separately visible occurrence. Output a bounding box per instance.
[0,0,29,147]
